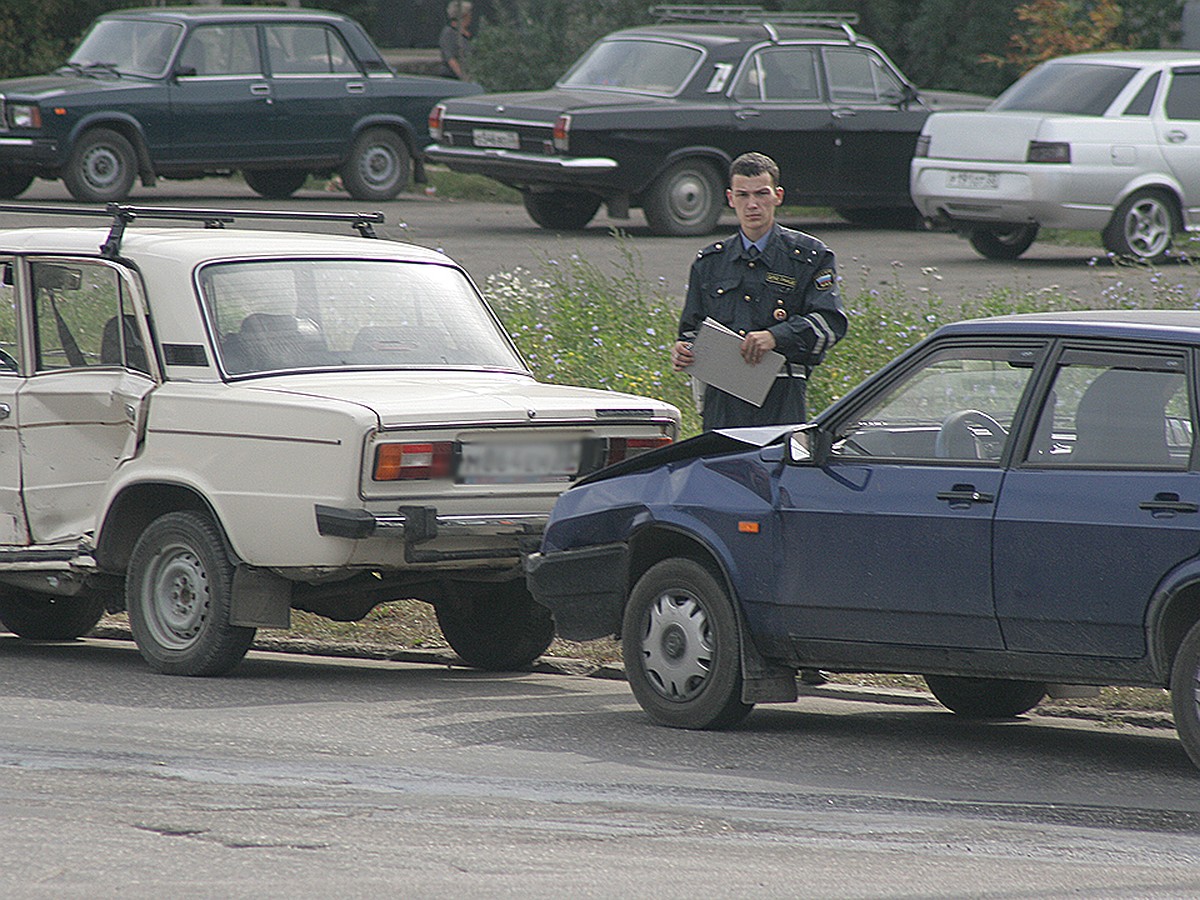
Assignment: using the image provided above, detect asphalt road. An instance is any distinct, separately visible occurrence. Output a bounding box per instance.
[1,636,1199,898]
[7,176,1196,312]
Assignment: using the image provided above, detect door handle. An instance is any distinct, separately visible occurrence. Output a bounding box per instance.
[1166,129,1188,143]
[831,107,857,119]
[346,82,365,94]
[734,109,760,120]
[250,83,270,96]
[936,485,994,505]
[1139,492,1199,513]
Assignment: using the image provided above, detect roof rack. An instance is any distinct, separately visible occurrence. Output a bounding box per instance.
[649,5,860,27]
[0,203,385,258]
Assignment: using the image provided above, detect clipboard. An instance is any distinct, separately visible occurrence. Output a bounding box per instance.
[688,317,784,407]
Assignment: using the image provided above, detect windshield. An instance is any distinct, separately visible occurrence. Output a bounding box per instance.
[992,62,1138,115]
[199,259,526,377]
[68,19,183,78]
[559,39,702,95]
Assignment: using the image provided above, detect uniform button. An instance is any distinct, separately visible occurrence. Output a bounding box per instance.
[738,330,746,336]
[744,295,752,301]
[748,261,756,268]
[716,288,724,294]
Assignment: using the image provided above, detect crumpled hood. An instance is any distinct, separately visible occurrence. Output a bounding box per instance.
[240,369,678,429]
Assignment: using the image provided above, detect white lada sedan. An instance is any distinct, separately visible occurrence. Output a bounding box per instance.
[911,50,1200,262]
[0,205,679,676]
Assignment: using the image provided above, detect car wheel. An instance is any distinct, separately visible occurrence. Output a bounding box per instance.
[642,159,723,236]
[835,206,921,229]
[1103,189,1178,263]
[924,674,1046,718]
[62,128,137,202]
[340,127,410,201]
[243,169,308,199]
[0,592,106,640]
[1169,618,1200,770]
[434,579,555,670]
[0,171,33,199]
[522,191,602,230]
[622,558,752,729]
[967,224,1039,260]
[126,511,255,676]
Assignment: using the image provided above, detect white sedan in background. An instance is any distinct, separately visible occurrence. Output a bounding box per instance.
[911,50,1200,262]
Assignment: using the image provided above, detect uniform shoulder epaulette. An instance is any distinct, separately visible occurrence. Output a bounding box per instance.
[696,236,732,259]
[778,227,826,264]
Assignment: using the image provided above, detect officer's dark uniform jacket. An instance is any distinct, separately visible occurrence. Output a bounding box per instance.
[679,223,847,430]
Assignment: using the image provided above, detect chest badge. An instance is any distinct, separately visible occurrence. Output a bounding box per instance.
[765,272,797,288]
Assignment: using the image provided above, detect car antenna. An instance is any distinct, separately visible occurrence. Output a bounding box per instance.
[0,203,386,257]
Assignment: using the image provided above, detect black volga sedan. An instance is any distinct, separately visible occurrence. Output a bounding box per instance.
[426,10,987,235]
[527,310,1200,770]
[0,6,480,202]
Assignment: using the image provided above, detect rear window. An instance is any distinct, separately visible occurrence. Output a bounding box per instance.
[992,62,1138,115]
[559,38,702,95]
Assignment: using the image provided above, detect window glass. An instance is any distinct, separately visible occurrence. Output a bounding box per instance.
[992,62,1136,115]
[1025,356,1191,467]
[1167,70,1200,120]
[1123,71,1160,116]
[834,345,1042,462]
[177,25,261,76]
[266,24,358,75]
[558,39,702,94]
[68,19,183,78]
[32,261,130,371]
[199,259,525,376]
[0,261,16,373]
[826,48,902,104]
[733,47,819,101]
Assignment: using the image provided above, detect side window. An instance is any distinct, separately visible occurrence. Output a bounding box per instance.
[1025,352,1191,468]
[1123,71,1160,116]
[834,345,1043,462]
[266,24,358,75]
[1166,69,1200,120]
[825,48,904,104]
[177,25,261,77]
[0,260,16,373]
[733,47,819,101]
[32,261,147,374]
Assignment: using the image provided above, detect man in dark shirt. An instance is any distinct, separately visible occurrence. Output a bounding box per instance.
[439,1,473,80]
[672,152,847,431]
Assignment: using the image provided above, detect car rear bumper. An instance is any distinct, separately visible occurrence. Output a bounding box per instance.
[524,541,628,641]
[425,143,618,184]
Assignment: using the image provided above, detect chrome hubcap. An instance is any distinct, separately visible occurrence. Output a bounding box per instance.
[641,591,713,701]
[667,171,712,225]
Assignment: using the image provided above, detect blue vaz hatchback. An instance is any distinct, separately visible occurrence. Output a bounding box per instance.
[526,310,1200,769]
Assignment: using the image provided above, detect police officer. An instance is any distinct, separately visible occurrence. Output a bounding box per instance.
[672,152,847,431]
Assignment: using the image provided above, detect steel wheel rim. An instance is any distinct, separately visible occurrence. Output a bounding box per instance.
[82,144,123,191]
[1124,198,1171,258]
[143,541,211,650]
[640,590,713,701]
[358,144,399,188]
[667,170,713,226]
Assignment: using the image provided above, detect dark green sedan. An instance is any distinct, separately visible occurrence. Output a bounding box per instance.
[0,6,480,202]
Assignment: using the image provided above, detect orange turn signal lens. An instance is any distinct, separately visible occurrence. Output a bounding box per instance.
[738,521,759,533]
[374,441,453,481]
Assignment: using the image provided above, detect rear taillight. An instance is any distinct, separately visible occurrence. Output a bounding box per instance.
[914,134,930,158]
[1026,140,1070,163]
[374,442,454,481]
[553,114,571,153]
[604,436,672,466]
[429,104,446,140]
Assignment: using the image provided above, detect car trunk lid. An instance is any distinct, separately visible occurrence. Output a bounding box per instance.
[925,111,1051,162]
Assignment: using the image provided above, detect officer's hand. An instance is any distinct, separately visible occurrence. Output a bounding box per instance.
[672,340,694,371]
[741,330,777,365]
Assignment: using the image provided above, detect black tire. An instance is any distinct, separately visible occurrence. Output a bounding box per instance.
[340,127,410,201]
[622,558,752,729]
[1103,189,1178,263]
[126,511,255,676]
[835,206,921,229]
[243,169,308,199]
[642,159,724,236]
[924,674,1046,719]
[62,128,137,202]
[522,191,602,230]
[0,592,105,640]
[1170,619,1200,770]
[967,224,1039,260]
[0,171,33,199]
[434,579,554,670]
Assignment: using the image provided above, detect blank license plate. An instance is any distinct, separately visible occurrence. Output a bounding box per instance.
[459,441,581,484]
[472,128,520,150]
[946,171,999,190]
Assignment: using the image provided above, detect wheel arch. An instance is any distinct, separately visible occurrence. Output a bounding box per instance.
[635,146,731,200]
[347,116,425,182]
[1111,179,1184,228]
[1147,560,1200,682]
[95,481,231,575]
[66,113,156,184]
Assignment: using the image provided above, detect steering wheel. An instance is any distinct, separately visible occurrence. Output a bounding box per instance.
[935,409,1006,460]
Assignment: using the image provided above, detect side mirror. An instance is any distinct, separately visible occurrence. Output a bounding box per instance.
[786,423,831,466]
